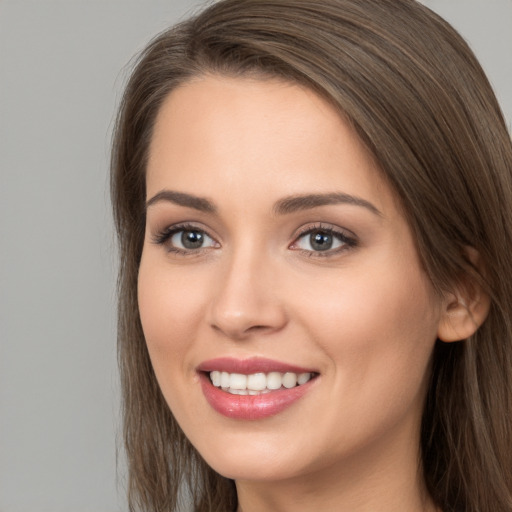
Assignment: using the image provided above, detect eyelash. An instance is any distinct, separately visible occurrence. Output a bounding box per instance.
[151,222,358,258]
[151,223,216,256]
[291,223,358,257]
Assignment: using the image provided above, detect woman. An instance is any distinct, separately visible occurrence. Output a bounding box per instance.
[111,0,512,511]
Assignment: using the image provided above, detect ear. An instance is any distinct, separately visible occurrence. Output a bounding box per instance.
[437,249,491,343]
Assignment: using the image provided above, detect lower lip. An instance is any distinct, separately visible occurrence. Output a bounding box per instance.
[199,373,316,420]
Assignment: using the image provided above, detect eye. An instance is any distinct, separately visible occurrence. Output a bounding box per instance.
[170,229,215,250]
[152,224,218,254]
[290,225,357,255]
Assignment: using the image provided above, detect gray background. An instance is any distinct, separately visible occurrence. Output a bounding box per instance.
[0,1,510,511]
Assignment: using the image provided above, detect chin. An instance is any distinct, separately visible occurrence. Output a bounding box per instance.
[187,427,309,482]
[204,453,303,483]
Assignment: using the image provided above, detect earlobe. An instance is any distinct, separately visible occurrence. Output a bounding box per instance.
[437,250,491,342]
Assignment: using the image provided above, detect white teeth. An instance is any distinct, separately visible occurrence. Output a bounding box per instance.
[229,373,247,390]
[230,389,249,395]
[247,373,266,391]
[220,372,230,388]
[267,372,283,390]
[298,372,312,385]
[209,370,314,394]
[211,371,221,387]
[282,372,297,389]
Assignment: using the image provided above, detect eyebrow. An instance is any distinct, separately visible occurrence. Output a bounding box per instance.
[273,192,382,216]
[145,189,381,217]
[145,190,217,213]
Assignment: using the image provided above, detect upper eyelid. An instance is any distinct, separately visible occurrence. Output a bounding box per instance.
[150,222,217,246]
[151,224,219,256]
[292,223,356,240]
[289,224,358,253]
[152,222,216,238]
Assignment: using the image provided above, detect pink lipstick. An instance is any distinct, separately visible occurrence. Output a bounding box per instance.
[197,357,318,420]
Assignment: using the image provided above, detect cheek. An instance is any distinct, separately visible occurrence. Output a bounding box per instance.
[137,256,212,425]
[294,257,440,408]
[299,256,437,335]
[137,257,206,366]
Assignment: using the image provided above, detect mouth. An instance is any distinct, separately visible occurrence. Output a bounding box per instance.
[197,357,319,420]
[208,370,315,395]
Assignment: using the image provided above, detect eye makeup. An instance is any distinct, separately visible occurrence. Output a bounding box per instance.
[289,222,358,258]
[150,219,358,259]
[151,222,218,256]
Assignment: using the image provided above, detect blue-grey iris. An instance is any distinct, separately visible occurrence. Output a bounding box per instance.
[182,230,204,249]
[311,231,332,251]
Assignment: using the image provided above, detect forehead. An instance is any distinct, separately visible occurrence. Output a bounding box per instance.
[146,75,396,217]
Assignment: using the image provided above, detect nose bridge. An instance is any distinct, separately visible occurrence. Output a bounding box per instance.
[208,240,287,339]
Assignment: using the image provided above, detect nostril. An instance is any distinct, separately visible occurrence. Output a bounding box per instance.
[210,321,284,340]
[248,325,269,331]
[207,291,288,339]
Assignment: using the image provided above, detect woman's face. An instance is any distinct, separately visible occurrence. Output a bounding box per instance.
[138,75,444,484]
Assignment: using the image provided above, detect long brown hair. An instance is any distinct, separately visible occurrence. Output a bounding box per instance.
[111,1,512,510]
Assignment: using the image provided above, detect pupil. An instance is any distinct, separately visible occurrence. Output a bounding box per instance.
[310,231,332,251]
[182,230,204,249]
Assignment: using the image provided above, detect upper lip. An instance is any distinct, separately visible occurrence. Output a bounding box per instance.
[196,357,317,375]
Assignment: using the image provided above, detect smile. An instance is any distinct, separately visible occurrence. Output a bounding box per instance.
[209,371,314,395]
[197,358,319,420]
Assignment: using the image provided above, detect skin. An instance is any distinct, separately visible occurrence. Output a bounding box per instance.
[138,75,446,511]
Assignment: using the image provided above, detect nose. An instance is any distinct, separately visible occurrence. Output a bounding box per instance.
[207,250,288,340]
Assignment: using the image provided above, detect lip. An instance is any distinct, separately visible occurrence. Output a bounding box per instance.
[197,357,318,420]
[197,356,316,375]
